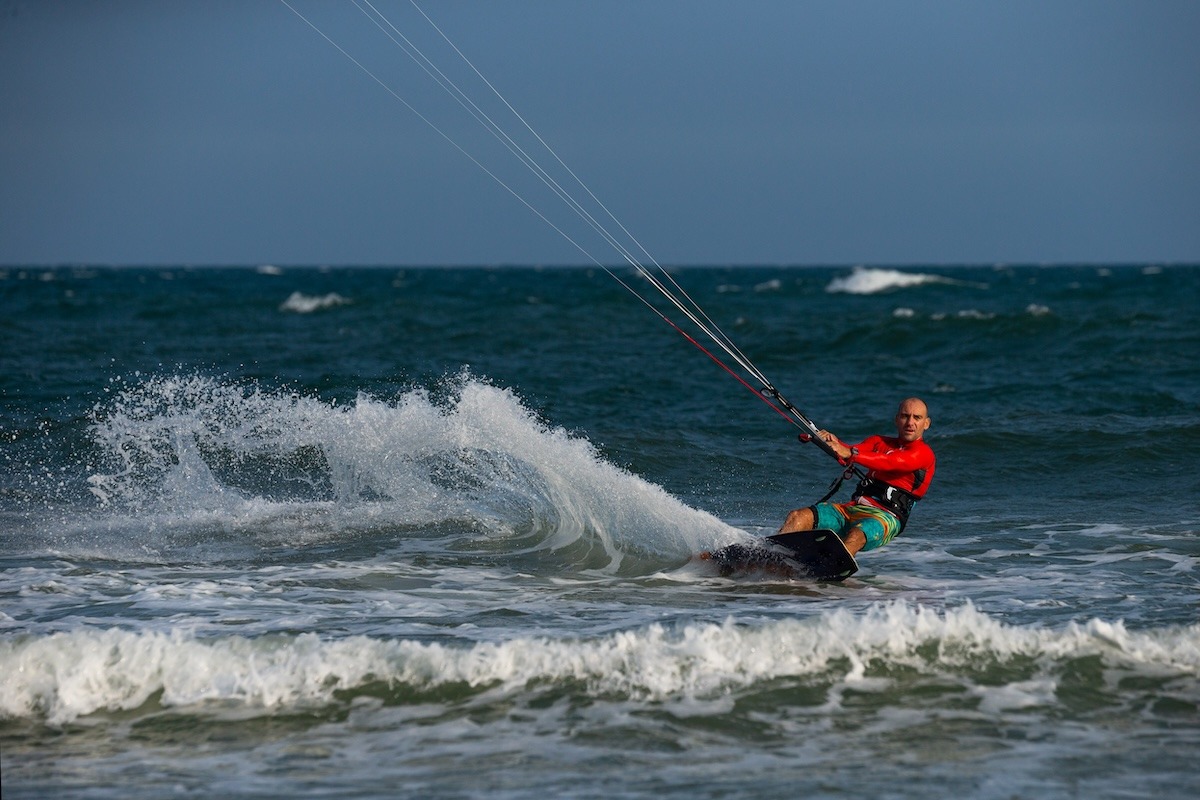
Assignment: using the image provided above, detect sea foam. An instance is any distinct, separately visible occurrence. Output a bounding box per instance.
[4,602,1196,725]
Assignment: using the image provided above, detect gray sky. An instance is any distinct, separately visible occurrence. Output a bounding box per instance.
[2,0,1198,266]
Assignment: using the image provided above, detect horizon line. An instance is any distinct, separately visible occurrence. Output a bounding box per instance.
[3,261,1196,271]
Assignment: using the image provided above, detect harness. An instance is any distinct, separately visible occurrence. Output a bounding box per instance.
[852,476,920,530]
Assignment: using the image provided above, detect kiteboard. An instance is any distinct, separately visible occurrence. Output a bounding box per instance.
[700,529,858,581]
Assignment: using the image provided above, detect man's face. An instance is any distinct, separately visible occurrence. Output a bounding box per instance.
[894,400,931,443]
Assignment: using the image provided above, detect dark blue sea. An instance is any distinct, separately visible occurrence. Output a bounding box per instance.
[2,264,1198,798]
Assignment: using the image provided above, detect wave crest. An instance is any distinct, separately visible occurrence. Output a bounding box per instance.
[826,267,965,294]
[4,602,1197,725]
[278,291,351,313]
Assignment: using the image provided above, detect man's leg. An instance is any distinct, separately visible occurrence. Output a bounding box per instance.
[781,503,864,553]
[841,526,867,556]
[779,506,816,534]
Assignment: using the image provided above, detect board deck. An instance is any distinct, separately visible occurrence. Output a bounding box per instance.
[702,529,859,581]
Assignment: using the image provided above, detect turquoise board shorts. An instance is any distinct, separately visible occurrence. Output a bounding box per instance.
[813,500,902,551]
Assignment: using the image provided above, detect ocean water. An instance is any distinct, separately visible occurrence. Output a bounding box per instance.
[1,263,1198,798]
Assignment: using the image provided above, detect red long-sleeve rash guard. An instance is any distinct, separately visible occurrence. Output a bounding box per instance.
[846,435,936,498]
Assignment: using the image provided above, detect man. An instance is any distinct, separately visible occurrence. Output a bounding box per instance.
[779,397,935,556]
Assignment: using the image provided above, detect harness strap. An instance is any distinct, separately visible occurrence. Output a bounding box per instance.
[853,476,919,530]
[814,470,849,505]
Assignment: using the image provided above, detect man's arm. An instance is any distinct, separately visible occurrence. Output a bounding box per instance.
[850,440,934,472]
[815,430,855,462]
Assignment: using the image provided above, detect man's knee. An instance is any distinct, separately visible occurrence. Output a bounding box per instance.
[781,506,815,533]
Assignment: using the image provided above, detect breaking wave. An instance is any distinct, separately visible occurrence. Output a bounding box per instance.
[4,602,1197,725]
[278,291,352,313]
[827,267,971,294]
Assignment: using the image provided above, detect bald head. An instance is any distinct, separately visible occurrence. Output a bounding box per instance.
[894,398,931,442]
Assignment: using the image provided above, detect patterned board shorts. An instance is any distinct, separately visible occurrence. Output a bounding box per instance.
[813,500,902,551]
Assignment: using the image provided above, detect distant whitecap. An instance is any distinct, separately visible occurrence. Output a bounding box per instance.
[826,266,977,294]
[279,291,351,313]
